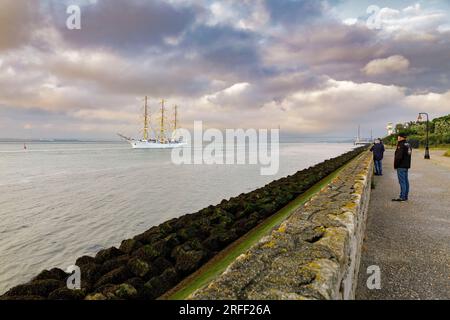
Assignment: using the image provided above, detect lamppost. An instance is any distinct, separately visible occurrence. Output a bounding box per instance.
[417,113,430,160]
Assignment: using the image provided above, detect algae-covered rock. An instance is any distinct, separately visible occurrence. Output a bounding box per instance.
[48,288,85,300]
[1,295,46,300]
[160,268,180,289]
[94,247,123,264]
[99,255,129,275]
[85,293,107,300]
[242,218,259,231]
[125,277,145,297]
[133,244,161,262]
[202,235,220,251]
[185,238,205,251]
[172,214,193,230]
[163,233,180,249]
[79,263,102,287]
[33,268,68,282]
[126,277,144,286]
[140,235,179,260]
[159,219,177,234]
[93,283,138,300]
[203,227,238,251]
[94,266,132,289]
[94,284,119,299]
[133,226,163,244]
[208,208,227,223]
[259,203,276,217]
[176,226,198,241]
[114,283,138,299]
[175,250,204,274]
[144,277,165,299]
[127,258,150,277]
[198,206,214,217]
[171,240,206,261]
[144,268,178,299]
[75,255,95,266]
[5,279,63,298]
[221,198,242,215]
[152,257,173,275]
[119,239,143,254]
[170,245,185,261]
[239,202,258,218]
[232,218,253,237]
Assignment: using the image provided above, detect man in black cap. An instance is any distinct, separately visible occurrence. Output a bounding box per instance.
[393,132,412,202]
[370,138,385,175]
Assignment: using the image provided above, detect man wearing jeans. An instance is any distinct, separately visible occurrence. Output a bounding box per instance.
[370,139,385,175]
[393,133,412,202]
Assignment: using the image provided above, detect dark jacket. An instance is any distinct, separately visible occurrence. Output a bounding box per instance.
[394,140,412,169]
[370,143,385,161]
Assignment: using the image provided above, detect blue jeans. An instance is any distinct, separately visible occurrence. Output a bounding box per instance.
[397,168,410,200]
[374,160,383,175]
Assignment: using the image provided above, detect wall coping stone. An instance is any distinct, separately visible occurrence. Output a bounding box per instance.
[190,151,373,300]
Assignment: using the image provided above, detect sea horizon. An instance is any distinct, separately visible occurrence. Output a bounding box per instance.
[0,141,356,294]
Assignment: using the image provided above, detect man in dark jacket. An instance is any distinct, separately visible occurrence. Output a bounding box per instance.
[370,139,385,175]
[393,133,412,202]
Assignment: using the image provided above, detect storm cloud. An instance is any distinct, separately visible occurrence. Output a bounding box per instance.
[0,0,449,140]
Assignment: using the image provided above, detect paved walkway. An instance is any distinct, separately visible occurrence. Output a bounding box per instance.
[356,150,450,300]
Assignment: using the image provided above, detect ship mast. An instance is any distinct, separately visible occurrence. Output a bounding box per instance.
[159,99,166,143]
[174,105,178,132]
[143,96,149,141]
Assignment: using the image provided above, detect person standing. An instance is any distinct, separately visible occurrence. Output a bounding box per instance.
[393,133,412,202]
[370,139,385,176]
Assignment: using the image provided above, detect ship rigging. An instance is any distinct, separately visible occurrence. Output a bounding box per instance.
[118,97,186,149]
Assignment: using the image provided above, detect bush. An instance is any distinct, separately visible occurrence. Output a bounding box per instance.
[384,114,450,148]
[408,139,420,149]
[385,133,450,148]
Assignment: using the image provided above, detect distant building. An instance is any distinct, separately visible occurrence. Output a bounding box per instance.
[386,123,394,135]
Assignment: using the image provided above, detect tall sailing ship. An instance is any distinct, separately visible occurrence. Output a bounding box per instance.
[118,97,186,149]
[354,125,371,145]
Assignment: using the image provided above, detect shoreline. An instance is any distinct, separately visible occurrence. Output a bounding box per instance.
[1,147,367,300]
[163,156,356,300]
[0,142,355,295]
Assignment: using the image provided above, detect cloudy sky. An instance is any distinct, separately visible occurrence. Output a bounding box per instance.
[0,0,449,140]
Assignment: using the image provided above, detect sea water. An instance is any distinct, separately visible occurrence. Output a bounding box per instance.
[0,142,353,294]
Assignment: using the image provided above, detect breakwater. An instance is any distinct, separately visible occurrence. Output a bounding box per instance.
[191,151,373,300]
[1,147,366,300]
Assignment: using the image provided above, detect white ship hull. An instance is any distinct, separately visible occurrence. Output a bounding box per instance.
[354,140,371,145]
[130,140,186,149]
[119,97,185,149]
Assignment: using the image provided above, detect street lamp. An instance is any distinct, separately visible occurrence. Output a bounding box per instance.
[417,113,431,160]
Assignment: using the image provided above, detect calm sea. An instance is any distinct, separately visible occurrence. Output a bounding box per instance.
[0,142,353,294]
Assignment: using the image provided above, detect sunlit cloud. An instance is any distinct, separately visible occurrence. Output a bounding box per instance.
[0,0,449,139]
[363,55,410,76]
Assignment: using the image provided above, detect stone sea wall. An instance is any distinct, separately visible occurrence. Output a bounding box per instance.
[1,147,367,300]
[190,151,373,300]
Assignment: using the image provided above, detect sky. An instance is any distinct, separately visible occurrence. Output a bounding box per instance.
[0,0,449,140]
